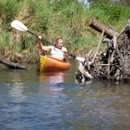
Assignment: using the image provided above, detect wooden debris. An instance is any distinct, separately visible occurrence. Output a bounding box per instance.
[76,19,130,82]
[88,18,119,39]
[0,57,26,69]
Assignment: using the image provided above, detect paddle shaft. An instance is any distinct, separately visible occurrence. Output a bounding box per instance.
[27,30,52,45]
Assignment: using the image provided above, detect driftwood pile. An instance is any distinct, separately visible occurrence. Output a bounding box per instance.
[76,19,130,83]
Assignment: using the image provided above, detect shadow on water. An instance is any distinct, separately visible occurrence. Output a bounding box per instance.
[0,61,130,130]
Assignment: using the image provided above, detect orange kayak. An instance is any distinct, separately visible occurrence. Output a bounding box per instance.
[38,55,70,72]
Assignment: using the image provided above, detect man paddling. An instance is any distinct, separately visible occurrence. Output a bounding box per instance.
[38,36,68,61]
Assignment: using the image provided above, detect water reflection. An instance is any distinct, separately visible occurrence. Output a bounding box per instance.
[39,71,68,84]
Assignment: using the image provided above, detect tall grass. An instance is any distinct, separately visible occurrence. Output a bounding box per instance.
[0,0,130,56]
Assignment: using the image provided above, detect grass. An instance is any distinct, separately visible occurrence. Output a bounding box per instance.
[0,0,130,57]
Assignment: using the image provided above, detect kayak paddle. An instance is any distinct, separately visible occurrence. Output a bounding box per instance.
[11,20,85,62]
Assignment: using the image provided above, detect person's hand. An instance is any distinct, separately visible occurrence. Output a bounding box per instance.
[38,36,42,42]
[63,51,68,58]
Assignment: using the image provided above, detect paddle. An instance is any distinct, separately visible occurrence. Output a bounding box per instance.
[11,20,85,62]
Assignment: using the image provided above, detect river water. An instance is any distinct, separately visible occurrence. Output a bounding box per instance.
[0,61,130,130]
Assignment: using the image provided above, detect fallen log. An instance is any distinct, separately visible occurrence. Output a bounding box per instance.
[0,57,26,69]
[88,18,118,39]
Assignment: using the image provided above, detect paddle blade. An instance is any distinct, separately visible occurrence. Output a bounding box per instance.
[76,57,85,62]
[11,20,28,32]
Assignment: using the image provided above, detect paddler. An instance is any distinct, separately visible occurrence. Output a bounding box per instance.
[38,36,68,61]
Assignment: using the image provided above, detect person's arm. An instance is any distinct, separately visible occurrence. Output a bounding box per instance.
[38,36,52,52]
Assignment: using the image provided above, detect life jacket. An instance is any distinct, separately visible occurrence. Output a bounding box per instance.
[50,45,66,61]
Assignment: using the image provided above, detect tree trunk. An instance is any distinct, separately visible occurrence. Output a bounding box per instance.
[88,18,118,39]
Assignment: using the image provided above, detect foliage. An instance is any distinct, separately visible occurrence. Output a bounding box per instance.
[0,0,130,57]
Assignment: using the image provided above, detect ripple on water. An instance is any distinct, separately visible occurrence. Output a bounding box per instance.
[0,69,130,130]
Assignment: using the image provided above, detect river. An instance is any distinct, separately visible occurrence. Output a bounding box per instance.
[0,61,130,130]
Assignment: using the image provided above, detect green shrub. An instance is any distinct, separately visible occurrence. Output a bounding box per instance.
[0,0,130,56]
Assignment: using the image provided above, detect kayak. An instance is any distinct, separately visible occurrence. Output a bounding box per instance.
[38,55,70,72]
